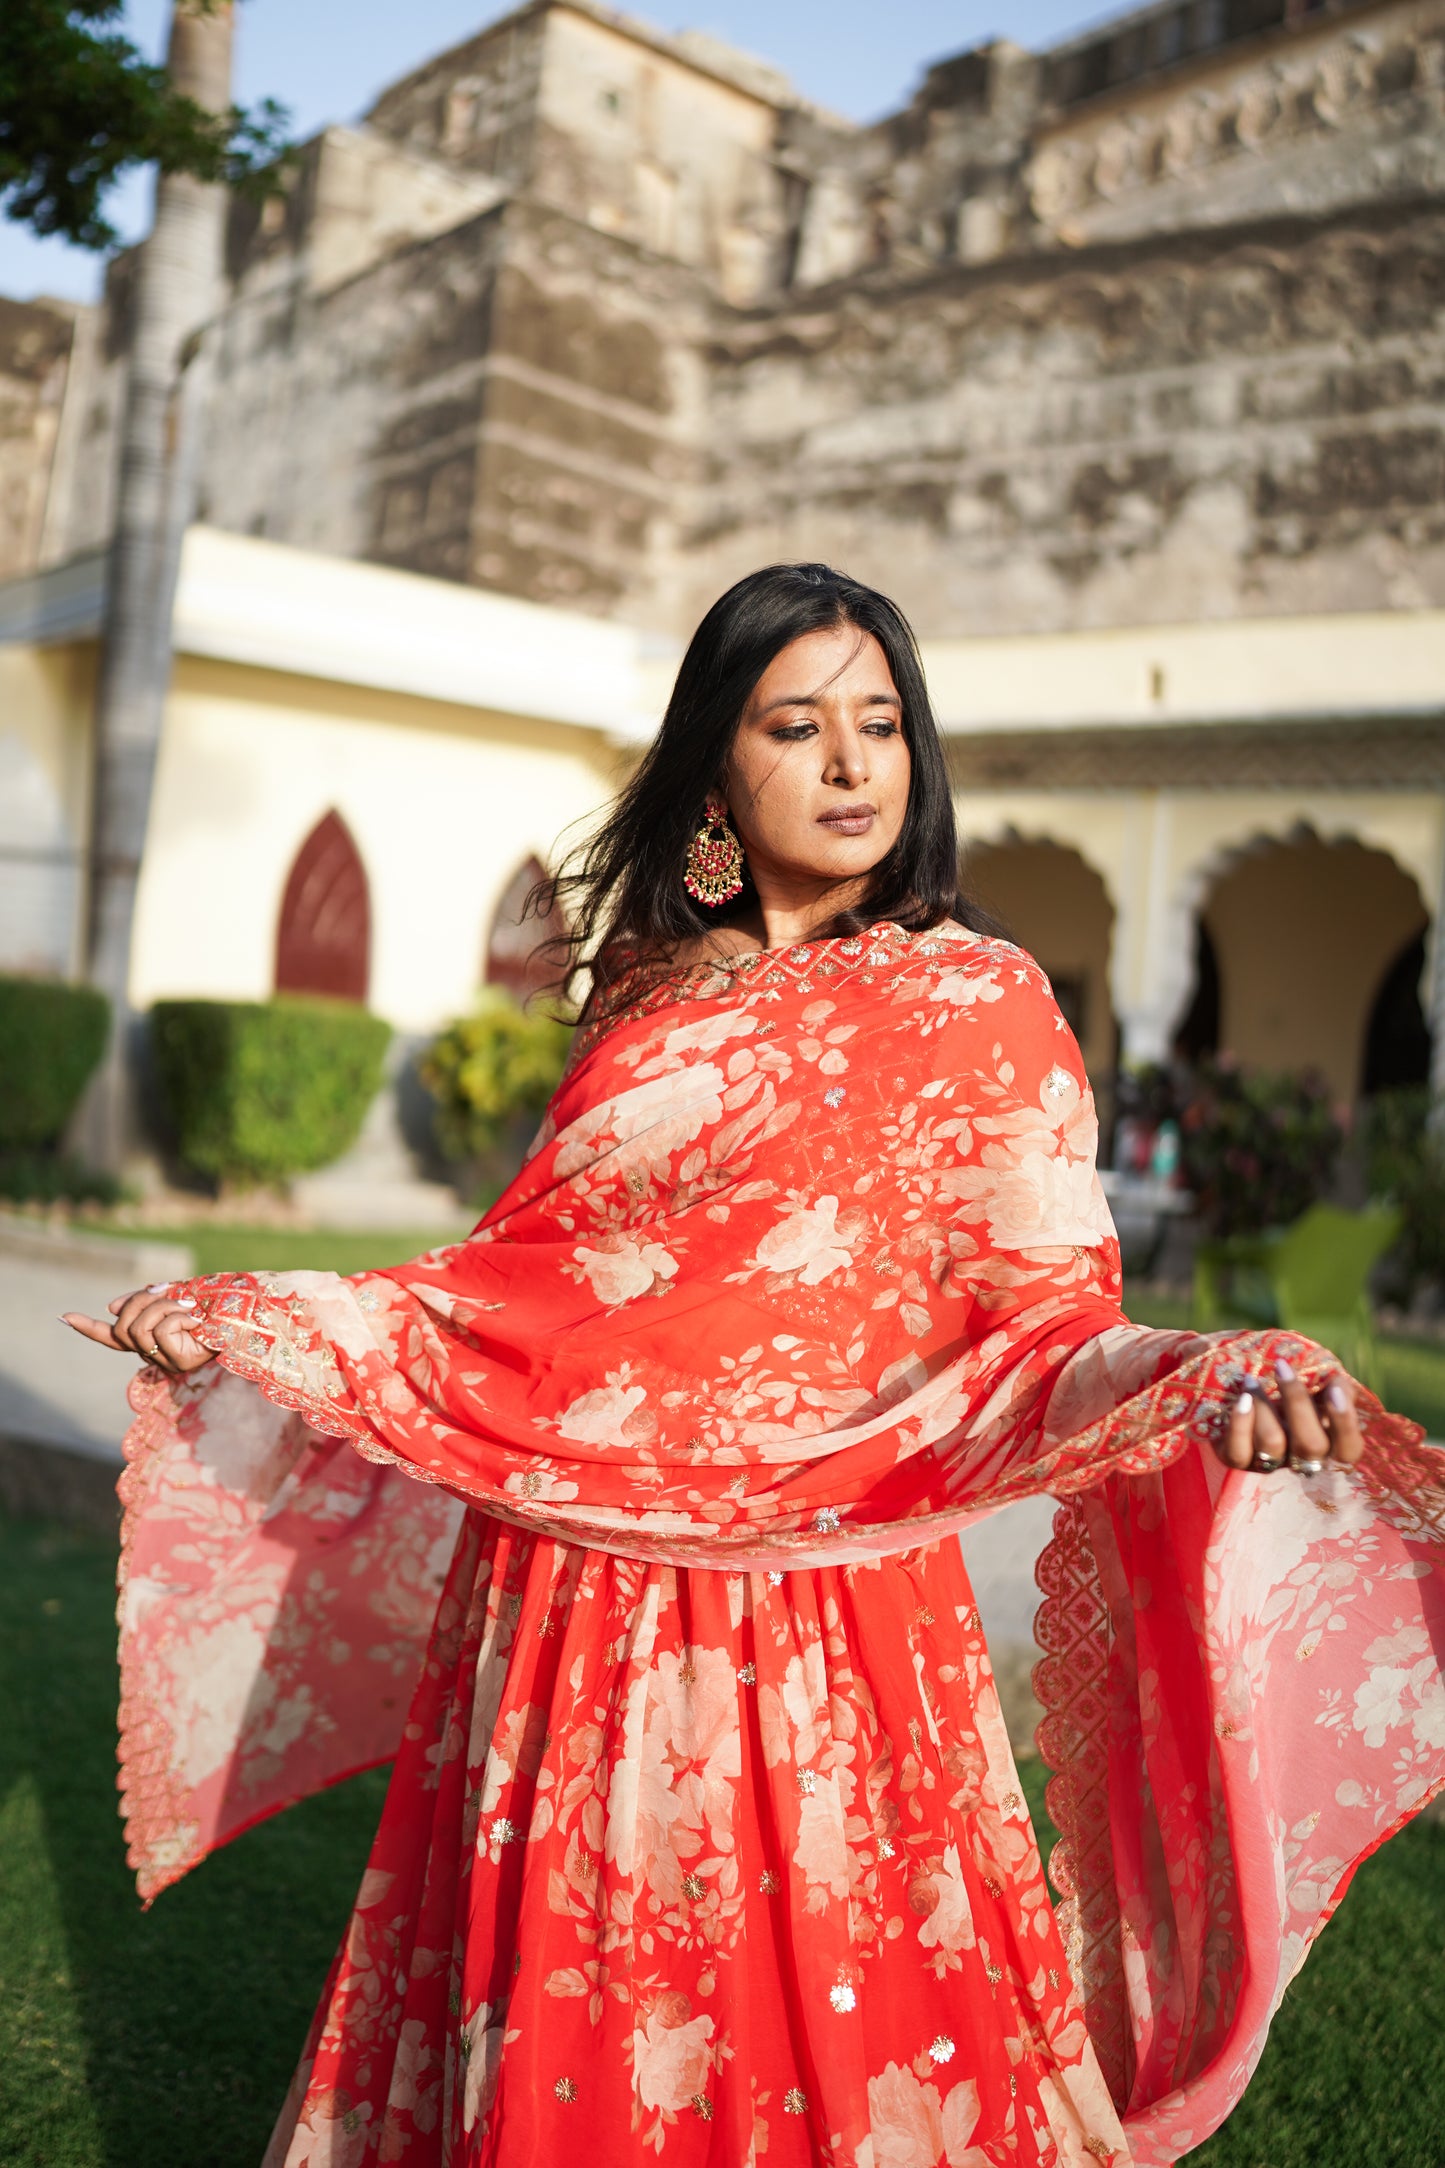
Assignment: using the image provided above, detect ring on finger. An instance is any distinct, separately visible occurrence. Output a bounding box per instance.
[1251,1452,1281,1473]
[1293,1456,1326,1478]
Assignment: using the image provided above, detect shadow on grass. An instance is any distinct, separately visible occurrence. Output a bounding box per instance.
[0,1512,385,2168]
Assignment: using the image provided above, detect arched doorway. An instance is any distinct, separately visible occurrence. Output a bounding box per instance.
[1196,832,1428,1101]
[960,836,1117,1081]
[1362,929,1432,1095]
[484,856,568,1008]
[274,809,370,1003]
[1174,921,1221,1065]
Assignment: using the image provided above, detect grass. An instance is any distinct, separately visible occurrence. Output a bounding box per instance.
[0,1515,386,2168]
[1017,1756,1445,2165]
[103,1223,465,1280]
[1125,1285,1445,1441]
[2,1516,1443,2167]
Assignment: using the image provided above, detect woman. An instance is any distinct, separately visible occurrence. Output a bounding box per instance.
[67,565,1442,2168]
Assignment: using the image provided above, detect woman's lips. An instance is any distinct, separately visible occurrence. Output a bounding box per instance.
[817,805,877,835]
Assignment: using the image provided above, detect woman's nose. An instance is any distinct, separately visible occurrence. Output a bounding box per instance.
[824,733,868,785]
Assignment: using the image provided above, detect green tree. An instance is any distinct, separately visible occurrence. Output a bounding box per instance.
[0,0,288,248]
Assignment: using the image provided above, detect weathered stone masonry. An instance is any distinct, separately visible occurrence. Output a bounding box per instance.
[4,0,1443,643]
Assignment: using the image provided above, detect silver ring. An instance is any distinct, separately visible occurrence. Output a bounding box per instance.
[1294,1458,1326,1478]
[1251,1453,1280,1474]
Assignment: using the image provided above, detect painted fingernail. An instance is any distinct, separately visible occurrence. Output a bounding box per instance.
[146,1282,171,1294]
[174,1297,197,1309]
[1328,1383,1349,1412]
[1235,1392,1255,1415]
[1275,1359,1296,1385]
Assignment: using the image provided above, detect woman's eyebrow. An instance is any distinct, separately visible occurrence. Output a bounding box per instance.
[757,688,901,714]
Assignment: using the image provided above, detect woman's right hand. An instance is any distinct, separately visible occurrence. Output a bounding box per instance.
[62,1287,217,1376]
[1216,1357,1365,1478]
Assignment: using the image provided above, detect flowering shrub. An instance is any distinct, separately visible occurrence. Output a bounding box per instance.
[1177,1059,1343,1240]
[1361,1087,1445,1297]
[421,992,573,1168]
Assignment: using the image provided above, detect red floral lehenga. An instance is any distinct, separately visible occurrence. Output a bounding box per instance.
[115,924,1445,2167]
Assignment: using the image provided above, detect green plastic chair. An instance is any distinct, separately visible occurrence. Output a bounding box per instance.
[1193,1203,1402,1391]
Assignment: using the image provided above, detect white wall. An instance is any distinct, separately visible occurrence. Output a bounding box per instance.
[129,658,616,1032]
[925,611,1445,732]
[0,642,91,978]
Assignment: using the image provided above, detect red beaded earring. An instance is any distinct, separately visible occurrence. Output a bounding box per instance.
[684,794,745,906]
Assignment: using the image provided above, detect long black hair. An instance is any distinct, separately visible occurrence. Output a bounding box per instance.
[535,562,999,1012]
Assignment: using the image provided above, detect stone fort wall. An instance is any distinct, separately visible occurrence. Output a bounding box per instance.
[6,0,1443,639]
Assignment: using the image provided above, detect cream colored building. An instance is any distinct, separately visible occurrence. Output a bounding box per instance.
[0,528,643,1026]
[933,614,1444,1102]
[2,526,1439,1169]
[2,0,1443,1195]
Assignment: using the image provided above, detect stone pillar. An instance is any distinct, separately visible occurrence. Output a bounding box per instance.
[1110,792,1196,1067]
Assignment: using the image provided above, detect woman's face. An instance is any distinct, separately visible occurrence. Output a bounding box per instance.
[720,623,912,905]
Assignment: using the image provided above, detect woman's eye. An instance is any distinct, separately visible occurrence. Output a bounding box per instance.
[863,719,900,735]
[771,722,816,740]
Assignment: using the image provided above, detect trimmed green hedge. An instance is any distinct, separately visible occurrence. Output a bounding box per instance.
[150,997,391,1189]
[0,975,110,1151]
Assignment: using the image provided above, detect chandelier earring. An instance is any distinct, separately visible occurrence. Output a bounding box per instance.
[684,793,746,907]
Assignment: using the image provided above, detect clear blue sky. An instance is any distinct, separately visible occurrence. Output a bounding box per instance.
[1,0,1114,303]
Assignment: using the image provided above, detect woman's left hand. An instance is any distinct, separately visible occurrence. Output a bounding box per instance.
[1216,1357,1365,1477]
[62,1286,217,1376]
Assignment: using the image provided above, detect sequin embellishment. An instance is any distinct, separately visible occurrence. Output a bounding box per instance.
[829,1982,857,2014]
[783,2088,808,2114]
[929,2034,956,2064]
[555,2078,577,2103]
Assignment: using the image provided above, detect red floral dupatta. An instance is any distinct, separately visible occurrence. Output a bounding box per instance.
[116,922,1444,2162]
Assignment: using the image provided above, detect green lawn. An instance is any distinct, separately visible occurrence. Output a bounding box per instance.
[0,1515,386,2168]
[107,1223,465,1280]
[1124,1286,1445,1441]
[2,1514,1443,2166]
[1019,1756,1445,2167]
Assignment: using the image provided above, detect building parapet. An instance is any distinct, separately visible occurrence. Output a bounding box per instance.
[0,527,653,740]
